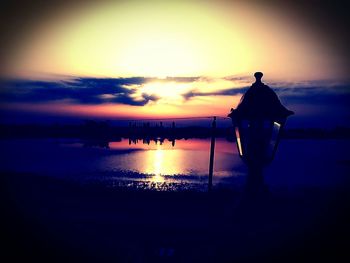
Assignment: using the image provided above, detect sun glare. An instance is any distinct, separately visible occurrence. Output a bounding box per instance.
[140,82,191,102]
[5,0,344,81]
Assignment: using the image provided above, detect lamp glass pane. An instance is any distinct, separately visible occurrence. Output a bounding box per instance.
[265,121,281,160]
[235,127,243,156]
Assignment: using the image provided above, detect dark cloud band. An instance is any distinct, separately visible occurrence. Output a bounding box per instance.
[1,76,349,110]
[0,77,159,106]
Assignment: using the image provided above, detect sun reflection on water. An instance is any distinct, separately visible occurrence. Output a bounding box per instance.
[144,142,187,183]
[99,139,240,189]
[152,145,165,183]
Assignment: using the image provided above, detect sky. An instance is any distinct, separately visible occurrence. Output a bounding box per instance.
[0,0,349,128]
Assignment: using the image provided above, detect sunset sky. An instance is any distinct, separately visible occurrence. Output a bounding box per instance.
[0,0,349,128]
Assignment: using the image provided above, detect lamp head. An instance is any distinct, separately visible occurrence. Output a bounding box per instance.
[254,72,263,83]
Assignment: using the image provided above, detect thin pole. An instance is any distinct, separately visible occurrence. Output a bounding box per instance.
[208,116,216,192]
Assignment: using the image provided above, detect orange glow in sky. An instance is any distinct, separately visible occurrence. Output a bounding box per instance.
[1,0,348,120]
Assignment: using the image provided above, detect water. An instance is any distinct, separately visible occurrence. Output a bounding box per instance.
[0,138,349,191]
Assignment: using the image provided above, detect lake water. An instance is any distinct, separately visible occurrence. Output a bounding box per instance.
[1,138,349,191]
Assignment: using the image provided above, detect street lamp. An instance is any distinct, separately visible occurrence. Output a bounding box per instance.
[228,72,294,194]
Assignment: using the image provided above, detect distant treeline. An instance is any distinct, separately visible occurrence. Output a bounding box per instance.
[0,120,349,140]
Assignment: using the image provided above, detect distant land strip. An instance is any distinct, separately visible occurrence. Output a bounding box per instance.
[0,122,349,140]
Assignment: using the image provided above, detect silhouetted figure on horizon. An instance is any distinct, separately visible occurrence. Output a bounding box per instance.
[228,72,294,122]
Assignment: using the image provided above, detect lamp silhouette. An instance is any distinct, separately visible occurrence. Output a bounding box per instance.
[228,72,294,194]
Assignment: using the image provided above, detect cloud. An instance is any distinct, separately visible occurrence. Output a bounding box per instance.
[272,84,350,107]
[0,76,207,106]
[182,79,350,107]
[1,77,349,112]
[223,75,252,83]
[0,77,160,106]
[160,76,201,83]
[182,87,249,101]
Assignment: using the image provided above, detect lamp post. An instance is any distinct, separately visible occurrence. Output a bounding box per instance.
[228,72,294,195]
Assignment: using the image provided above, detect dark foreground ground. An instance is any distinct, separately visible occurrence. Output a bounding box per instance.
[1,173,349,263]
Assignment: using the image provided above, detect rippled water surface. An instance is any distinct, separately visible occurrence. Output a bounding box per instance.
[1,138,349,191]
